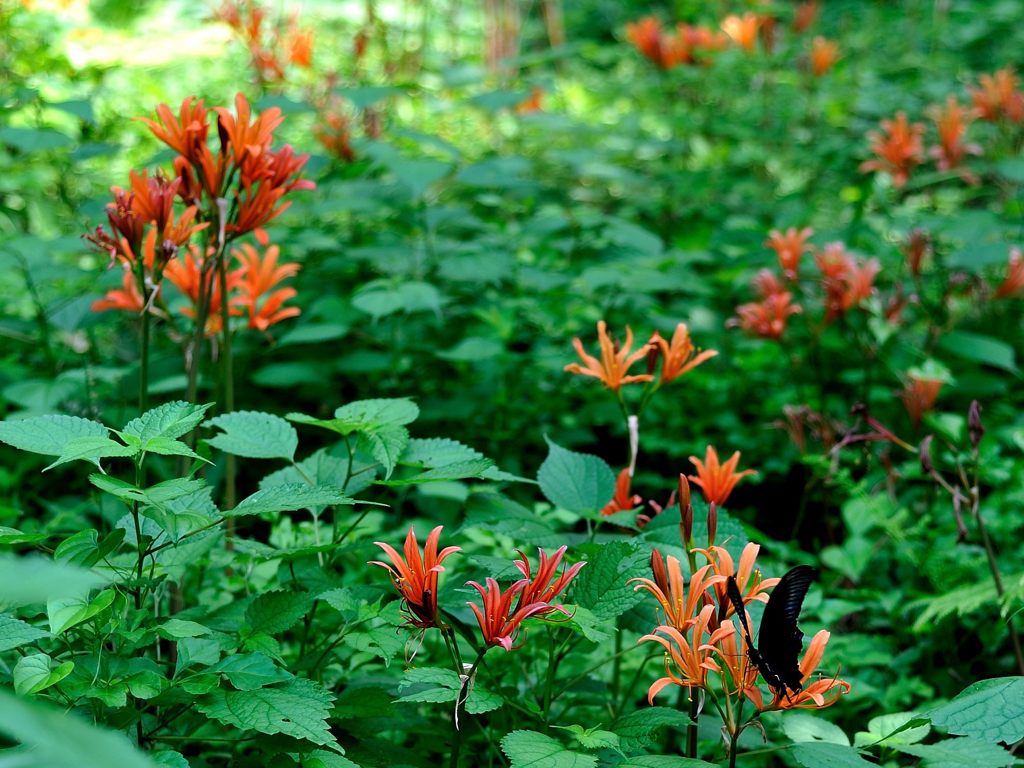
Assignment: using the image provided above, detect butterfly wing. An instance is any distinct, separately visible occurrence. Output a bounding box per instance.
[757,565,816,694]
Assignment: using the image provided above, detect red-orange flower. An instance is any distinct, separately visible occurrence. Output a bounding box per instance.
[315,110,356,163]
[905,229,930,277]
[766,226,813,277]
[602,468,642,516]
[466,578,551,651]
[732,288,801,341]
[816,245,879,320]
[232,242,301,331]
[793,1,819,33]
[631,554,721,632]
[901,375,943,426]
[760,630,850,710]
[215,93,284,167]
[163,246,244,336]
[928,96,982,177]
[840,258,881,312]
[92,270,145,313]
[995,247,1024,298]
[721,13,760,53]
[625,17,667,68]
[859,112,926,188]
[640,605,726,700]
[969,67,1024,123]
[565,320,654,391]
[693,543,779,620]
[370,525,461,629]
[513,546,585,614]
[287,25,314,68]
[688,446,756,507]
[809,36,839,76]
[516,86,544,114]
[137,97,211,167]
[650,323,717,385]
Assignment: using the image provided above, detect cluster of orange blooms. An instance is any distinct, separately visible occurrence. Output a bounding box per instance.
[626,2,839,77]
[861,66,1024,189]
[87,94,310,336]
[211,0,314,84]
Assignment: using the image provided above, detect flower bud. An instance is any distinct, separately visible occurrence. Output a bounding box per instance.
[707,502,718,547]
[968,400,984,450]
[679,474,693,546]
[919,435,934,474]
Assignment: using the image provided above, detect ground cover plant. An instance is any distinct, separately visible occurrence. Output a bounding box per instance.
[0,0,1023,766]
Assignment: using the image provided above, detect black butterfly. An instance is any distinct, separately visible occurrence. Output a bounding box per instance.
[725,565,816,699]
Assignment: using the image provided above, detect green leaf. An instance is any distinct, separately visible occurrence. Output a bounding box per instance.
[135,437,208,461]
[378,459,496,486]
[783,713,850,745]
[500,730,597,768]
[401,437,484,467]
[613,757,718,768]
[53,529,124,568]
[613,708,688,751]
[212,653,293,691]
[141,485,219,542]
[289,398,419,436]
[230,484,355,517]
[893,737,1016,768]
[537,438,615,516]
[938,332,1018,374]
[245,590,315,635]
[573,541,646,620]
[790,742,874,768]
[47,589,115,635]
[0,614,49,652]
[197,678,338,747]
[361,425,408,479]
[301,750,360,768]
[927,677,1024,744]
[42,436,137,471]
[853,712,930,747]
[121,402,214,447]
[0,689,157,768]
[13,653,74,695]
[553,724,621,751]
[205,411,298,461]
[151,752,190,768]
[156,619,211,639]
[0,555,109,608]
[0,414,107,457]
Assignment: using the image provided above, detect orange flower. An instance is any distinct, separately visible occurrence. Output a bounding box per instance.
[809,36,839,76]
[703,619,763,707]
[564,320,654,391]
[232,242,301,331]
[766,227,813,277]
[721,13,760,53]
[625,17,666,67]
[905,229,930,277]
[840,258,880,312]
[859,112,926,188]
[688,446,756,507]
[969,67,1024,123]
[466,578,551,651]
[287,25,314,68]
[92,269,144,313]
[513,546,585,614]
[793,1,819,33]
[631,554,721,632]
[751,269,787,299]
[733,292,801,340]
[760,630,850,710]
[928,96,982,176]
[995,246,1024,298]
[901,375,943,426]
[163,246,244,336]
[649,323,717,385]
[369,525,461,629]
[693,542,779,620]
[138,97,212,168]
[215,93,284,167]
[516,86,544,114]
[640,605,726,700]
[602,468,642,516]
[315,109,356,163]
[816,245,879,320]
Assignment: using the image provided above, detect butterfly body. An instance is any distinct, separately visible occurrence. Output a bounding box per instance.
[726,565,816,699]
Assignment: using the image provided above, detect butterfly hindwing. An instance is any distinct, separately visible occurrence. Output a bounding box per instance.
[757,565,816,694]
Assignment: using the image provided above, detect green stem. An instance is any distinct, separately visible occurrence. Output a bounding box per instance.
[131,458,145,611]
[216,238,236,549]
[135,257,150,414]
[687,689,699,758]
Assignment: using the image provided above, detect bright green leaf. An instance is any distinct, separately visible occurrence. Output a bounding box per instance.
[205,411,298,461]
[537,438,615,516]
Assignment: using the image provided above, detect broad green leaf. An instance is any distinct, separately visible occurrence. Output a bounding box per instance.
[151,752,190,768]
[0,126,74,152]
[378,459,495,486]
[613,758,718,767]
[361,425,407,479]
[0,689,156,768]
[573,541,646,620]
[500,730,597,768]
[0,555,109,608]
[121,402,213,446]
[197,678,338,747]
[938,332,1018,374]
[288,398,419,435]
[927,677,1024,744]
[0,614,49,652]
[537,438,615,516]
[301,750,360,768]
[134,437,208,462]
[156,619,210,639]
[42,436,137,471]
[205,411,298,461]
[47,589,115,635]
[245,590,315,635]
[277,322,350,347]
[13,653,74,695]
[401,437,484,467]
[554,724,621,751]
[230,484,355,517]
[212,653,293,691]
[894,737,1016,768]
[0,527,48,545]
[783,713,850,745]
[0,415,107,457]
[612,707,690,750]
[791,742,874,768]
[853,711,930,747]
[142,486,219,542]
[53,529,121,568]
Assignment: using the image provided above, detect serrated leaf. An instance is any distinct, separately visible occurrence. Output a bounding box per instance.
[378,459,495,486]
[137,437,208,461]
[791,743,874,768]
[121,402,213,446]
[362,425,408,479]
[401,437,484,467]
[13,653,74,695]
[0,414,108,457]
[613,758,718,767]
[0,614,49,652]
[288,398,419,436]
[152,752,190,768]
[205,411,298,461]
[613,708,689,751]
[43,436,137,471]
[554,724,621,751]
[230,484,355,517]
[537,438,615,516]
[245,590,315,635]
[142,486,219,542]
[212,653,293,691]
[0,554,109,608]
[783,713,849,745]
[301,750,360,768]
[894,737,1016,768]
[197,678,337,747]
[574,541,647,620]
[500,730,597,768]
[927,677,1024,744]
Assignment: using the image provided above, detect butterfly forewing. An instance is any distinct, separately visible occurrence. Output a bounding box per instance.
[757,565,816,694]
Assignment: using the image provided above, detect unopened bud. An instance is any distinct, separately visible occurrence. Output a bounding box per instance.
[968,400,984,450]
[679,474,693,546]
[646,333,662,376]
[919,435,934,474]
[707,502,718,547]
[650,548,669,595]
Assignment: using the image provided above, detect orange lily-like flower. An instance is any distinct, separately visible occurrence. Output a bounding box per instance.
[466,578,551,651]
[92,269,145,313]
[650,323,717,385]
[703,619,763,707]
[516,86,544,114]
[995,247,1024,298]
[369,525,461,629]
[215,93,284,166]
[761,630,850,710]
[631,554,722,632]
[809,36,839,76]
[928,96,982,177]
[733,292,802,340]
[721,13,760,53]
[315,109,357,163]
[602,468,642,516]
[840,257,881,312]
[625,17,667,68]
[859,112,926,188]
[640,605,726,700]
[163,246,244,336]
[565,320,654,391]
[137,97,211,167]
[751,269,787,299]
[232,242,301,331]
[793,1,819,33]
[901,375,944,426]
[513,545,585,615]
[693,543,780,621]
[766,227,813,277]
[287,25,314,68]
[688,446,756,507]
[969,67,1024,123]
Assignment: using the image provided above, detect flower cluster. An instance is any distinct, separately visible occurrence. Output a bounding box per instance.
[211,0,314,84]
[625,17,727,69]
